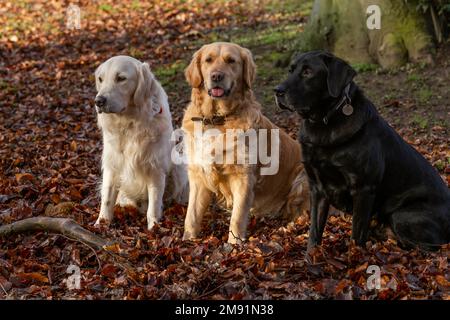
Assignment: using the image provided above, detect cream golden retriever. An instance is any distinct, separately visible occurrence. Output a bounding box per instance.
[94,55,188,230]
[182,42,309,244]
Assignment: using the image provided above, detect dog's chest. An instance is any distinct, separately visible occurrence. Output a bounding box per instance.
[303,144,353,212]
[186,129,254,172]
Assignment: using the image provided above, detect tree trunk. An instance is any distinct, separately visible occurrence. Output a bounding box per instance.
[298,0,435,68]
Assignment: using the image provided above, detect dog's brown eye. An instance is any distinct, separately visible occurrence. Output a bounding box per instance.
[302,68,313,77]
[98,77,103,83]
[205,57,212,63]
[117,75,126,82]
[226,58,235,64]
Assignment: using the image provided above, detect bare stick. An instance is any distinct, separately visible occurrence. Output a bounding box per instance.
[0,217,110,249]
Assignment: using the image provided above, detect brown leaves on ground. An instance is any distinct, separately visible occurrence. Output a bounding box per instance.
[0,1,449,300]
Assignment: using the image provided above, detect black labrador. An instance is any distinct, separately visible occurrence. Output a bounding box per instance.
[275,51,450,251]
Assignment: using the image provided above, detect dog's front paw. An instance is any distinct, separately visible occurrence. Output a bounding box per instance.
[147,219,158,230]
[305,244,325,264]
[94,216,111,227]
[227,232,245,245]
[182,230,197,241]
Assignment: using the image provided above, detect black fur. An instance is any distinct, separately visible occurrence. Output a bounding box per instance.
[275,51,450,251]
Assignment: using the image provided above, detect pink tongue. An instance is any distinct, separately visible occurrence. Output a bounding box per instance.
[212,88,224,97]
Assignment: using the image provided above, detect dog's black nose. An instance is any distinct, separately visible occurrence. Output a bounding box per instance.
[211,71,224,82]
[95,96,107,107]
[274,85,286,97]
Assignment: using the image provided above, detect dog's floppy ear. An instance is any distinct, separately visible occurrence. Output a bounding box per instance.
[134,62,153,107]
[241,47,256,89]
[323,54,356,98]
[185,46,204,88]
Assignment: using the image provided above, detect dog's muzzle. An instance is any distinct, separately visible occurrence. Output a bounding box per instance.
[274,93,295,112]
[274,85,295,112]
[95,96,108,113]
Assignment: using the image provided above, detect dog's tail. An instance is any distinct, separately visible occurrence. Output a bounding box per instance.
[283,167,310,221]
[167,128,189,204]
[169,162,189,205]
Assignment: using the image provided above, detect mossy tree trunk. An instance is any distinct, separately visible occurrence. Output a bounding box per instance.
[298,0,435,68]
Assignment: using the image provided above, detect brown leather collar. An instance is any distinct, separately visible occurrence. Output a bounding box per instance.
[191,115,226,126]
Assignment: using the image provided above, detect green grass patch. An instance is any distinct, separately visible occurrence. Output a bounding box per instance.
[434,159,446,171]
[417,87,432,104]
[411,114,429,129]
[407,73,422,83]
[234,24,300,48]
[0,80,18,94]
[202,24,300,50]
[99,4,114,12]
[383,92,396,101]
[264,0,313,15]
[154,60,187,87]
[128,47,145,59]
[352,63,379,73]
[131,0,141,10]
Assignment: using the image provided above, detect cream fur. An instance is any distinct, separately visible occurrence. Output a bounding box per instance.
[94,55,188,230]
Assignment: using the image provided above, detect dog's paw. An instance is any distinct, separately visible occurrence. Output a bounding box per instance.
[147,219,158,230]
[182,230,197,241]
[227,232,245,245]
[94,216,111,227]
[305,245,325,264]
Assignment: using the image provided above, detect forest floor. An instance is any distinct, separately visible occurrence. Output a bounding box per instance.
[0,0,449,300]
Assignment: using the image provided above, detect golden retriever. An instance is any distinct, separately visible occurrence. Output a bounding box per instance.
[182,42,309,244]
[94,55,188,230]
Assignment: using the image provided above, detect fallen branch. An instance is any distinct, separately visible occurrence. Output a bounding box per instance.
[0,217,109,249]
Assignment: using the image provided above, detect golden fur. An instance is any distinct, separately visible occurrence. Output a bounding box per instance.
[182,42,309,244]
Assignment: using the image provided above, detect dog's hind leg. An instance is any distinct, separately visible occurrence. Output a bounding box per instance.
[169,163,189,205]
[390,210,448,251]
[283,168,310,221]
[146,172,166,230]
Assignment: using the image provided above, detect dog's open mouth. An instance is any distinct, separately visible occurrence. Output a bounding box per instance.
[95,105,125,114]
[211,87,225,97]
[208,85,232,98]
